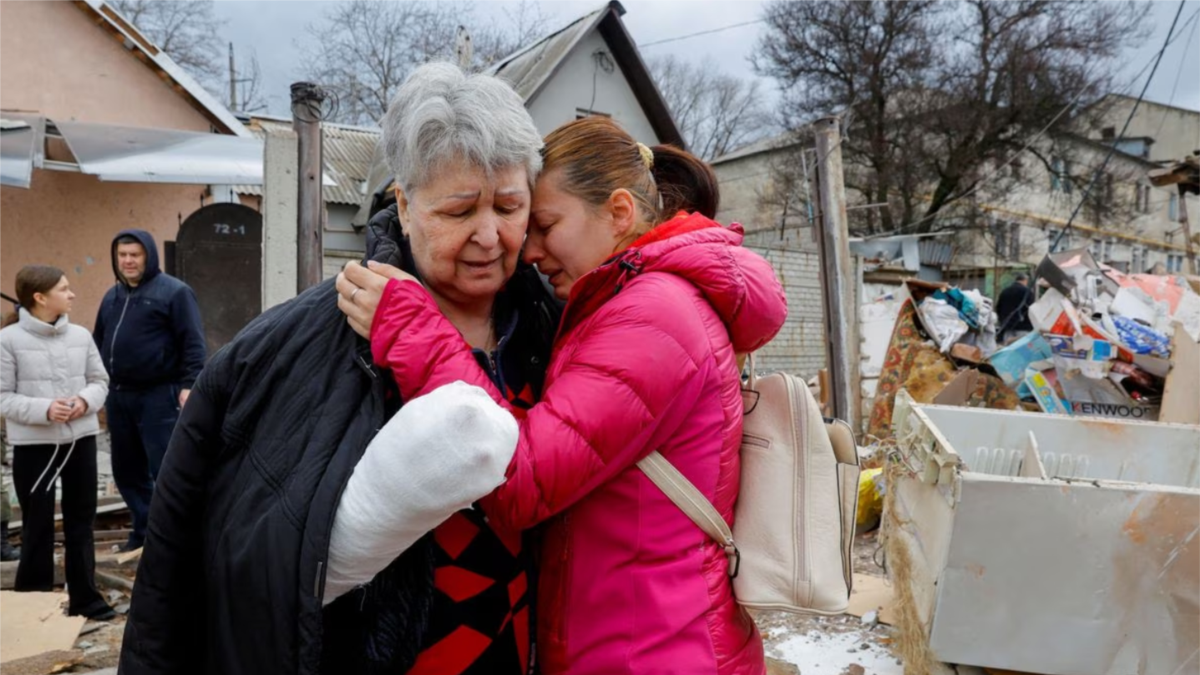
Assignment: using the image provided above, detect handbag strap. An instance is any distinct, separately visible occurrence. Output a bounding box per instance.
[638,450,740,577]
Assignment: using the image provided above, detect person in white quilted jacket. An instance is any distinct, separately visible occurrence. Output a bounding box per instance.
[0,265,114,620]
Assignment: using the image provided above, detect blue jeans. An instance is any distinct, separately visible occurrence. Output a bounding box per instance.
[107,383,181,543]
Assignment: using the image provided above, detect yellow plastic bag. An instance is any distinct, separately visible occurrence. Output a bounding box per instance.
[856,468,884,533]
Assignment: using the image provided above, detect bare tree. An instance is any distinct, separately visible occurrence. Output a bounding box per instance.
[297,0,547,127]
[110,0,226,88]
[754,0,1149,235]
[754,137,816,241]
[649,55,771,161]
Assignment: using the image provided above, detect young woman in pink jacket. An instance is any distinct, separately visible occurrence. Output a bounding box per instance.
[339,117,787,675]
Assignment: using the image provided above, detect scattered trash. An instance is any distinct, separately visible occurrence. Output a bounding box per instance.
[845,573,897,625]
[874,250,1200,425]
[989,332,1054,387]
[82,644,110,656]
[856,469,885,533]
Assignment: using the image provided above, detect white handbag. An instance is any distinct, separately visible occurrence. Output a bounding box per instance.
[638,354,860,614]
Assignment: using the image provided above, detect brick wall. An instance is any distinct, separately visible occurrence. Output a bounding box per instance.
[742,231,828,378]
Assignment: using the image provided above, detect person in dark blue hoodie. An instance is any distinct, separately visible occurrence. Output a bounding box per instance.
[93,229,206,551]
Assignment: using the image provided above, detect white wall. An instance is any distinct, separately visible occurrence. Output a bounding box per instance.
[526,31,660,143]
[1091,97,1200,163]
[953,136,1198,273]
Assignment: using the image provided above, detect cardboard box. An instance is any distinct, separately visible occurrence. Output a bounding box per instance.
[1160,324,1199,425]
[1029,289,1081,336]
[1025,369,1071,415]
[989,332,1054,386]
[950,343,984,364]
[1036,248,1119,298]
[933,369,981,406]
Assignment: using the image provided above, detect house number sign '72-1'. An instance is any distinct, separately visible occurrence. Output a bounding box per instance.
[213,223,248,236]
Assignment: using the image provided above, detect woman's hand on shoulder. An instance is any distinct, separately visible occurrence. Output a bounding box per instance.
[337,261,420,339]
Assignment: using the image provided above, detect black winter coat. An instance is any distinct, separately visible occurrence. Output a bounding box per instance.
[119,207,558,675]
[119,277,430,675]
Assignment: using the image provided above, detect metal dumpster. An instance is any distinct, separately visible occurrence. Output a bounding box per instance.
[885,391,1199,675]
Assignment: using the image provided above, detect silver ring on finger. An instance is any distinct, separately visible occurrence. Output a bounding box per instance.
[350,287,361,303]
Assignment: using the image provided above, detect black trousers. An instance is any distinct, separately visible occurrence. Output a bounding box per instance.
[107,384,180,544]
[12,435,107,615]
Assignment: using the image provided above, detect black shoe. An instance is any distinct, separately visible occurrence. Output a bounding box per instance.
[117,536,144,553]
[70,601,117,621]
[0,521,18,562]
[87,606,118,621]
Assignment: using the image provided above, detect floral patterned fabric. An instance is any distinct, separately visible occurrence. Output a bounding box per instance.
[868,299,1022,441]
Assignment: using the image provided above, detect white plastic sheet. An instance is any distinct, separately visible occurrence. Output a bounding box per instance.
[57,121,265,185]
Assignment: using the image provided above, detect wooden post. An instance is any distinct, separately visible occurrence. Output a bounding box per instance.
[1179,184,1196,275]
[228,43,237,111]
[291,82,326,293]
[813,117,860,431]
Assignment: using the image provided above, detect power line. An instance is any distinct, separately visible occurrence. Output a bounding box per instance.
[1054,0,1187,250]
[1153,5,1198,142]
[1161,1,1200,111]
[864,4,1200,240]
[638,20,764,48]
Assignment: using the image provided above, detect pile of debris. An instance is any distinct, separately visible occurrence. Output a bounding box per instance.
[865,248,1199,438]
[1002,248,1200,421]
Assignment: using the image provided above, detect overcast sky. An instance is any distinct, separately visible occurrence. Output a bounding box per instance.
[212,0,1200,123]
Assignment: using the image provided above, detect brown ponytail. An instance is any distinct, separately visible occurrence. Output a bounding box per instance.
[541,117,719,235]
[649,144,719,220]
[8,265,66,325]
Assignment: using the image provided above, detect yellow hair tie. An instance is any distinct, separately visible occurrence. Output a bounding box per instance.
[636,142,654,169]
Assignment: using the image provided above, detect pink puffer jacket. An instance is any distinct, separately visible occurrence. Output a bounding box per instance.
[371,213,787,675]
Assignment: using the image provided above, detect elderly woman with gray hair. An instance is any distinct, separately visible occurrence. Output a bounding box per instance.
[120,63,558,675]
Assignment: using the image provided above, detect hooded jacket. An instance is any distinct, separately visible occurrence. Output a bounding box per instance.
[93,229,206,390]
[370,213,788,675]
[0,309,108,445]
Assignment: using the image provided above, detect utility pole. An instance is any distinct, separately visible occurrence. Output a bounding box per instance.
[228,43,237,112]
[291,82,326,293]
[813,117,860,431]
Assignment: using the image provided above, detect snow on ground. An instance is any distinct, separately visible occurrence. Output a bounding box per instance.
[755,532,905,675]
[770,627,903,675]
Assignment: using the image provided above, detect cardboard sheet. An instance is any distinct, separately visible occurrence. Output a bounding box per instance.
[845,573,897,625]
[0,591,85,663]
[1160,324,1200,425]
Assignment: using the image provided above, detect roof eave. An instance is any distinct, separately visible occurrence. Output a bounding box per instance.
[75,0,251,138]
[595,2,685,148]
[517,3,615,107]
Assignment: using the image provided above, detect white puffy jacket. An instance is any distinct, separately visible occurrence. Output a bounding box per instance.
[0,308,108,445]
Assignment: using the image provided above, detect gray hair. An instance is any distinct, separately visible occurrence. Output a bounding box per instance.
[382,62,542,195]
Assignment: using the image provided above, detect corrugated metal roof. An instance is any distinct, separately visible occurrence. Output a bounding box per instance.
[234,116,380,206]
[486,5,608,102]
[919,239,955,267]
